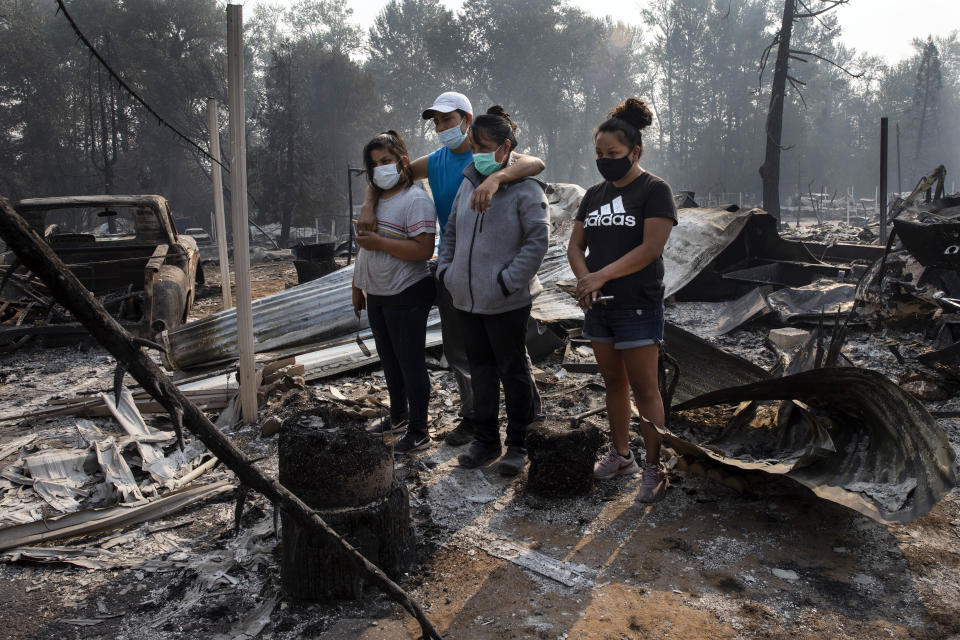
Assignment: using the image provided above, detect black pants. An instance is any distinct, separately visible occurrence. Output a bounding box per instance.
[366,278,434,434]
[459,305,537,449]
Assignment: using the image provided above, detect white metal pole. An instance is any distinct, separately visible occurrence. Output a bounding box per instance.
[846,186,851,226]
[207,97,233,311]
[227,5,257,424]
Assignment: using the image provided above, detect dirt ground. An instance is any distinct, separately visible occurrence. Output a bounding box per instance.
[188,258,301,322]
[0,259,958,640]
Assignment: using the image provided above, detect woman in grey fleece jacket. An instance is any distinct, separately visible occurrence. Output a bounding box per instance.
[436,105,550,476]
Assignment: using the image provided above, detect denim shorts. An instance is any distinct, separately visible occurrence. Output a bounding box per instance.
[582,305,664,350]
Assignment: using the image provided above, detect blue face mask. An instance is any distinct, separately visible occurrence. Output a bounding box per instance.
[437,120,467,149]
[473,143,504,176]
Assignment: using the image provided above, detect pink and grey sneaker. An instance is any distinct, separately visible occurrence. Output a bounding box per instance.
[593,447,640,480]
[636,461,669,503]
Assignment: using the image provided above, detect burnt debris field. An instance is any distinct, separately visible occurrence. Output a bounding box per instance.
[0,184,958,640]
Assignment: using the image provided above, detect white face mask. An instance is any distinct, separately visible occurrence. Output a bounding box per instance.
[373,163,401,190]
[437,119,467,149]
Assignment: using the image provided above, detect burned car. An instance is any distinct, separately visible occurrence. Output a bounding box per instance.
[1,195,201,348]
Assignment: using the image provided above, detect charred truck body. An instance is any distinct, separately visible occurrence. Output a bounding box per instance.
[1,195,201,348]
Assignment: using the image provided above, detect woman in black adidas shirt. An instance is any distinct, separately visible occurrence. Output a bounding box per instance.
[566,98,677,504]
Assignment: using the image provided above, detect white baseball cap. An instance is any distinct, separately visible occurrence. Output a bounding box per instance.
[421,92,473,120]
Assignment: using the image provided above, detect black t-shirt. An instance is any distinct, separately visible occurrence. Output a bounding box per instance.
[574,171,678,309]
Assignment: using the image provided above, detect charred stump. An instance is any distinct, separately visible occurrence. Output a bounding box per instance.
[279,405,415,600]
[525,417,604,496]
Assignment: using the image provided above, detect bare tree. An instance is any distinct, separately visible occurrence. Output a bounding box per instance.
[757,0,860,222]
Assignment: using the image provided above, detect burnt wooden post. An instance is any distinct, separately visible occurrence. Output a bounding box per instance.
[525,418,604,496]
[279,406,414,600]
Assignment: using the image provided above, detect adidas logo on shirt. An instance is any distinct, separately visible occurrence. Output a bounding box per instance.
[583,195,636,228]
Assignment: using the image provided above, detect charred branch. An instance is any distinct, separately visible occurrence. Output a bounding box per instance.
[795,0,849,19]
[790,48,864,77]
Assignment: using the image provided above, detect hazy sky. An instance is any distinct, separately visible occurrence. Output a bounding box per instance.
[239,0,959,64]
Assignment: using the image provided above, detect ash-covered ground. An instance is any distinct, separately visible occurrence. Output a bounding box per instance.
[0,258,958,640]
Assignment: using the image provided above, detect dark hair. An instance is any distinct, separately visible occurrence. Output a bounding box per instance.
[470,104,518,153]
[362,130,412,190]
[595,98,653,156]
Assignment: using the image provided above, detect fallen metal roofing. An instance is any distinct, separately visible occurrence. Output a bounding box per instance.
[701,287,772,336]
[765,280,858,324]
[669,367,957,523]
[664,323,769,403]
[162,264,364,369]
[663,206,820,300]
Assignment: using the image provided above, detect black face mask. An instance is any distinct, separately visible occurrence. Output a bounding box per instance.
[596,153,634,182]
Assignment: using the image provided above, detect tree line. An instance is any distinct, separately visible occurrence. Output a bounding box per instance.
[0,0,957,245]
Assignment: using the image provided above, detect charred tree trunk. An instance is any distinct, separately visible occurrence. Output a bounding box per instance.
[526,418,604,497]
[0,197,442,640]
[759,0,795,223]
[278,407,414,600]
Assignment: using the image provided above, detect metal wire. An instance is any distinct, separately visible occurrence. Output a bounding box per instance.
[54,0,226,170]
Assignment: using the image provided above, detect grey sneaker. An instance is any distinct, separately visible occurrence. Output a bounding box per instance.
[593,447,640,480]
[636,461,669,503]
[368,416,408,435]
[444,418,475,446]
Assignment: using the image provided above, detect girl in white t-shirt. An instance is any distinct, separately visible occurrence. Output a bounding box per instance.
[352,131,437,454]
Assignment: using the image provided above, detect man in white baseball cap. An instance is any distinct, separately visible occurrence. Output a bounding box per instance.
[420,91,473,120]
[358,90,545,446]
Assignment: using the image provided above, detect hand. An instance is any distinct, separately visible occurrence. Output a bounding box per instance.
[352,286,365,317]
[576,271,608,309]
[358,201,377,232]
[471,173,502,212]
[356,229,381,251]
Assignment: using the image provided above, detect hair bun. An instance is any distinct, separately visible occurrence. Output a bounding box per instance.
[609,98,652,131]
[484,104,517,132]
[486,104,510,120]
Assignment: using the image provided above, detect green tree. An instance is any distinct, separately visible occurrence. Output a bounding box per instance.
[248,1,382,246]
[458,0,643,183]
[366,0,462,155]
[0,0,88,199]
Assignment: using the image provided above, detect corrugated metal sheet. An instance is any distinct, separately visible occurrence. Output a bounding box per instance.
[163,205,782,370]
[163,264,363,369]
[165,245,576,371]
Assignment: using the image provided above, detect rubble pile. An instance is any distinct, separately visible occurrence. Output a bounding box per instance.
[0,389,211,534]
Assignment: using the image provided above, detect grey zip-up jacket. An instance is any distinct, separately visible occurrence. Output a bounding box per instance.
[436,163,550,315]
